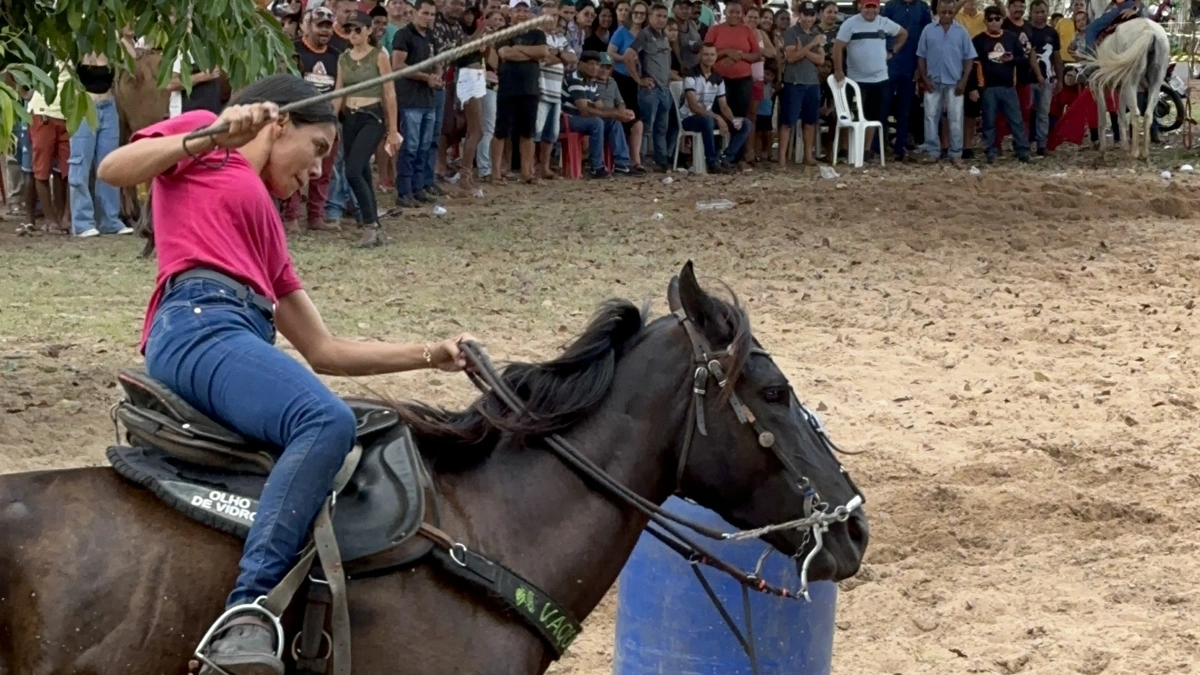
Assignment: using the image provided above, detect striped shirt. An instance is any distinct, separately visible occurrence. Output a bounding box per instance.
[561,71,598,116]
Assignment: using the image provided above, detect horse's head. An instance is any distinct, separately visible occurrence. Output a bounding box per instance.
[665,261,868,583]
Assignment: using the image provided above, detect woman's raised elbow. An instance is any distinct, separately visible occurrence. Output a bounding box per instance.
[96,152,136,187]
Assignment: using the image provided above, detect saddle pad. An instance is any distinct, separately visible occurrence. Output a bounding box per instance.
[108,424,430,563]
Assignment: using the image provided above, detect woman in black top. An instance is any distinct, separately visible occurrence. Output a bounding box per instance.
[586,4,616,50]
[456,0,490,190]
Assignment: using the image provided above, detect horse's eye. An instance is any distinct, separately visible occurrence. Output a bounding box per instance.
[761,387,788,405]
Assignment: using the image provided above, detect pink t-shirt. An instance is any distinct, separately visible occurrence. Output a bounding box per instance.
[704,23,760,81]
[133,111,303,352]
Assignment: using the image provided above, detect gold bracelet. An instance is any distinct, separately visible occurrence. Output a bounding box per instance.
[423,342,433,366]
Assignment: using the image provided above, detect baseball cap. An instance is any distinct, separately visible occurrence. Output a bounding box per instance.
[509,0,530,7]
[598,52,613,66]
[798,0,817,13]
[580,50,602,62]
[312,6,335,23]
[344,9,372,26]
[859,0,879,7]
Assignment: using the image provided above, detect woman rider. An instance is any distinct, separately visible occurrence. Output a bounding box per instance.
[1084,0,1144,51]
[97,73,476,675]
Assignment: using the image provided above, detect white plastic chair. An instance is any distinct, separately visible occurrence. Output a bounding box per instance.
[670,81,725,174]
[826,75,884,168]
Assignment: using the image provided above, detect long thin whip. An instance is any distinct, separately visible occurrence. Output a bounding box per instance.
[183,15,553,141]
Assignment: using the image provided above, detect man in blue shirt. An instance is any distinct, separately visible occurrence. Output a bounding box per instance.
[882,0,932,161]
[916,1,976,162]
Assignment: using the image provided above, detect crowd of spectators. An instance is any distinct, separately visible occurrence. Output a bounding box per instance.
[4,0,1152,246]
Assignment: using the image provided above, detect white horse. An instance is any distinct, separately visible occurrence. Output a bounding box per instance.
[1077,0,1171,160]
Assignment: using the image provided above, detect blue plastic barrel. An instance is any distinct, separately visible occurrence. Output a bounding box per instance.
[613,497,837,675]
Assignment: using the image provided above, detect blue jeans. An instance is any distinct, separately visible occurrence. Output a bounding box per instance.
[324,138,359,222]
[1030,80,1053,149]
[397,107,436,197]
[431,87,447,179]
[637,85,672,165]
[923,84,964,158]
[567,114,631,170]
[981,87,1030,158]
[681,114,751,168]
[145,277,357,608]
[68,97,123,234]
[1086,1,1142,49]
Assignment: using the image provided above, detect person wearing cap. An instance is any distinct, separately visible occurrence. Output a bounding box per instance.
[492,0,549,183]
[778,0,824,168]
[833,0,906,159]
[672,0,703,71]
[595,52,647,172]
[563,50,636,176]
[916,0,975,163]
[880,0,932,161]
[333,9,401,246]
[392,0,443,206]
[969,4,1030,162]
[679,43,752,172]
[429,0,468,188]
[282,5,344,233]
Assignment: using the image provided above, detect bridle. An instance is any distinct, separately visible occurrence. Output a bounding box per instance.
[457,310,864,673]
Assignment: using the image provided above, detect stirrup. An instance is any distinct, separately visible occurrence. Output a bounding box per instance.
[193,598,286,675]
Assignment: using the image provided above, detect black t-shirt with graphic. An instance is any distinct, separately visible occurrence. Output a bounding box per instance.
[1027,24,1060,82]
[971,30,1025,89]
[294,39,341,94]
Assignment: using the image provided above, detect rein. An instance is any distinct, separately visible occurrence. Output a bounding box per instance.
[455,312,863,671]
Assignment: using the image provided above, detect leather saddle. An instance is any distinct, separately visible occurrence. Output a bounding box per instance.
[109,368,437,567]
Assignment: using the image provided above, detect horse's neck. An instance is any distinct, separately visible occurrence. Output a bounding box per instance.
[441,339,689,621]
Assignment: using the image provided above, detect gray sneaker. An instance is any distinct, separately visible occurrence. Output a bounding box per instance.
[199,615,284,675]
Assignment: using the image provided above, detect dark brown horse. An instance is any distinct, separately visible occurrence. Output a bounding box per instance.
[0,262,868,674]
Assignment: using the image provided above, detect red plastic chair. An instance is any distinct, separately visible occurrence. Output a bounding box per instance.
[558,112,584,179]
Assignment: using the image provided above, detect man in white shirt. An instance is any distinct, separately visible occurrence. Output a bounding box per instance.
[832,0,907,157]
[679,44,751,173]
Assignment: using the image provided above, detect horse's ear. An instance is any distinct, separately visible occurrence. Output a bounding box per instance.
[667,274,682,312]
[677,260,719,338]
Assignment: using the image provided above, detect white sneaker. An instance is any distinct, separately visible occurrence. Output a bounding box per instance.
[115,226,135,235]
[76,228,100,238]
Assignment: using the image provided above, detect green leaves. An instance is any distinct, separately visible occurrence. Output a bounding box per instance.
[0,0,299,149]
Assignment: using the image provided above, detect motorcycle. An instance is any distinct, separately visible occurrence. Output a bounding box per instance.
[1148,0,1189,133]
[1155,62,1188,133]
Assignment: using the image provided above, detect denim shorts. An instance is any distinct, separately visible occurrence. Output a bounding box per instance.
[780,83,822,127]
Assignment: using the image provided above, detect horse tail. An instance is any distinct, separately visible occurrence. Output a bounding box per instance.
[1079,24,1157,94]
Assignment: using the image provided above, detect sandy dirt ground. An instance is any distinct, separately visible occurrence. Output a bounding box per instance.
[4,153,1200,674]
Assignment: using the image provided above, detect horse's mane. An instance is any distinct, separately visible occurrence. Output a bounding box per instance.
[396,288,753,473]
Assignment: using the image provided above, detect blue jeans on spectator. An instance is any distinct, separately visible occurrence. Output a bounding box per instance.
[923,84,964,158]
[477,89,498,177]
[981,86,1030,160]
[68,97,123,234]
[681,114,751,169]
[1086,0,1141,49]
[1030,80,1054,150]
[325,139,359,222]
[144,277,357,608]
[567,114,631,171]
[431,87,446,181]
[397,107,436,197]
[637,85,672,165]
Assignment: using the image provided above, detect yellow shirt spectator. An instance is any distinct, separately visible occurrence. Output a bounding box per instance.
[27,64,71,120]
[956,8,987,36]
[1057,16,1077,62]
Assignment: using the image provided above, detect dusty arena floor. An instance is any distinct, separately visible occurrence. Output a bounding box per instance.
[4,153,1200,674]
